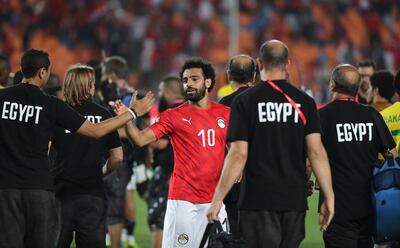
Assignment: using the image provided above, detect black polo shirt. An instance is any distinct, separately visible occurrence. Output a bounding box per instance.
[0,83,86,191]
[51,101,121,198]
[319,100,395,223]
[220,85,249,205]
[227,80,320,211]
[219,86,250,107]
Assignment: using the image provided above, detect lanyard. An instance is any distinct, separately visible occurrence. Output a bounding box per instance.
[237,84,250,90]
[265,80,307,126]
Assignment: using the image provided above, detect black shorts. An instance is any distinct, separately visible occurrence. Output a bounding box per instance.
[147,168,169,231]
[239,210,305,248]
[147,194,167,231]
[57,194,107,248]
[103,162,132,225]
[323,217,374,248]
[0,189,60,248]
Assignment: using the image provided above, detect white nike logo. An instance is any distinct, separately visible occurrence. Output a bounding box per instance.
[182,117,192,125]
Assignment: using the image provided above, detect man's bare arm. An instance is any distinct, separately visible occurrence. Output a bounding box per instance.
[77,91,154,139]
[306,133,334,230]
[125,122,157,147]
[149,139,169,150]
[77,112,133,139]
[207,141,248,222]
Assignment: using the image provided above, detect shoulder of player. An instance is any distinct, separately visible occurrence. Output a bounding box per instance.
[72,101,113,119]
[380,102,400,115]
[159,102,188,116]
[218,95,231,106]
[210,101,230,111]
[282,83,315,103]
[88,101,114,118]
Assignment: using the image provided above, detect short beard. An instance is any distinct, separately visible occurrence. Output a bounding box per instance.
[185,86,206,102]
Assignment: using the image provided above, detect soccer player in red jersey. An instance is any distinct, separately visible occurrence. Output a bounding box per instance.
[115,58,230,247]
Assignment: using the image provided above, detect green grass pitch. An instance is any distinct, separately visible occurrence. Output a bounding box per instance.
[132,191,324,248]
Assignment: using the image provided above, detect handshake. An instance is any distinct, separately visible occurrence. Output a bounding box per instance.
[114,90,154,118]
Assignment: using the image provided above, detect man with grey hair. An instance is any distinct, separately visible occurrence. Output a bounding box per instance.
[207,40,334,247]
[319,64,396,248]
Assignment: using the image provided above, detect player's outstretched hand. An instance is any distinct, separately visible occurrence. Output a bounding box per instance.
[319,196,334,231]
[206,200,222,223]
[114,100,128,116]
[129,90,155,117]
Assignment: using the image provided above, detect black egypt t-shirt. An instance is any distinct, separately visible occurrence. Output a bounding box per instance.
[319,100,395,223]
[227,80,320,211]
[51,101,121,198]
[219,86,249,205]
[219,85,250,107]
[0,83,86,191]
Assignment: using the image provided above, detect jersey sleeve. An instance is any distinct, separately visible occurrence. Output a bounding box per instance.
[304,97,321,135]
[372,109,396,153]
[53,97,86,132]
[227,96,249,142]
[148,110,174,140]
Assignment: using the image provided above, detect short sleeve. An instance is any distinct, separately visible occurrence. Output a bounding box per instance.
[227,96,249,142]
[304,98,321,135]
[53,97,86,132]
[148,110,174,140]
[372,109,396,153]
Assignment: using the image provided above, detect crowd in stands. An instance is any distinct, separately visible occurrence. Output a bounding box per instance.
[1,0,400,102]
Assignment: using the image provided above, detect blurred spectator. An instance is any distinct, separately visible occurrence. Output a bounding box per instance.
[357,59,377,104]
[0,55,10,89]
[1,1,400,102]
[42,73,63,99]
[13,70,23,85]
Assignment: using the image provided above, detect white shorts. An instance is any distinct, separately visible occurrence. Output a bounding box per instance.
[162,200,228,248]
[126,173,136,191]
[126,163,153,191]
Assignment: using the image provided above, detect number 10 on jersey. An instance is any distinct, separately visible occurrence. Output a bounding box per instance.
[197,129,215,147]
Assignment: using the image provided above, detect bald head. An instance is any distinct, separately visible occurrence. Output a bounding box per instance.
[331,64,360,97]
[227,54,256,84]
[259,40,288,70]
[158,75,183,101]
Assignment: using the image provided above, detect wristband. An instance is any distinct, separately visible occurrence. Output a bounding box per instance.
[126,108,137,119]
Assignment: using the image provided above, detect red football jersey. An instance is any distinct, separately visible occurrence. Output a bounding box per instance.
[149,102,230,203]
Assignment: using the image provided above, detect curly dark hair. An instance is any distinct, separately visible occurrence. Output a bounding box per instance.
[370,70,395,101]
[179,58,216,92]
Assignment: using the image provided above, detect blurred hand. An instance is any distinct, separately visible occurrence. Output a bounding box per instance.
[206,200,222,223]
[306,180,314,197]
[114,100,128,116]
[319,196,334,231]
[129,90,155,117]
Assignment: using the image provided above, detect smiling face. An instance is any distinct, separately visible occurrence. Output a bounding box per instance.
[182,67,210,102]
